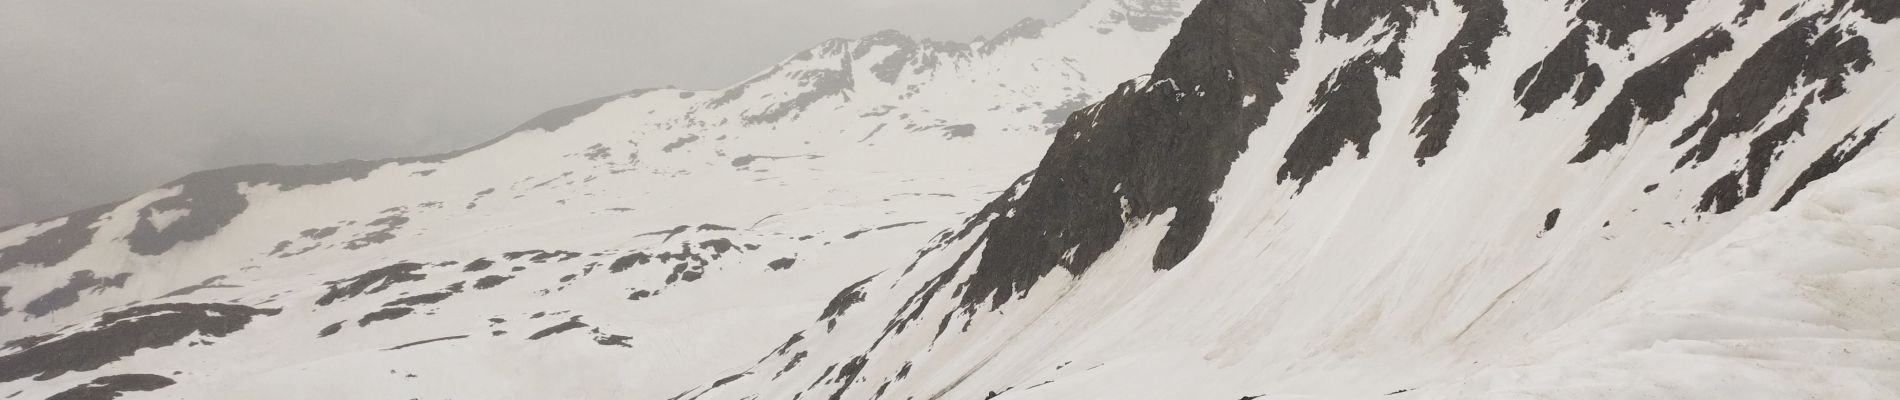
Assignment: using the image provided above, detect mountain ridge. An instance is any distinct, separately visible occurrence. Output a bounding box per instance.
[680,0,1900,398]
[0,1,1200,398]
[6,0,1900,398]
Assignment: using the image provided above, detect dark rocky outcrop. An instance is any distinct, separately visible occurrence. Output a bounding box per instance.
[461,258,495,272]
[610,253,651,273]
[596,334,634,347]
[46,374,176,400]
[315,262,428,306]
[1571,29,1733,163]
[697,239,740,254]
[725,39,859,125]
[818,276,875,331]
[1103,0,1187,33]
[957,0,1307,310]
[1279,51,1392,188]
[768,258,797,271]
[1674,16,1872,168]
[124,160,388,256]
[357,307,415,327]
[1319,0,1433,42]
[1574,0,1696,48]
[860,30,921,84]
[318,321,344,338]
[1513,26,1598,119]
[474,275,514,290]
[1735,0,1768,21]
[528,317,590,340]
[1774,120,1888,210]
[1543,209,1563,232]
[1412,0,1508,161]
[1572,64,1605,104]
[0,204,116,274]
[503,250,582,263]
[666,262,706,284]
[1851,0,1898,23]
[23,270,132,317]
[980,19,1048,54]
[382,291,455,308]
[0,303,279,382]
[626,289,653,301]
[340,214,409,251]
[1697,102,1813,213]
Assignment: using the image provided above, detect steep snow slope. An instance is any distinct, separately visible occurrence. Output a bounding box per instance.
[0,1,1195,398]
[683,0,1900,399]
[6,0,1899,398]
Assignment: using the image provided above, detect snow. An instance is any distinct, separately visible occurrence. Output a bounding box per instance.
[4,0,1900,399]
[1425,138,1900,399]
[672,1,1900,399]
[0,0,1196,398]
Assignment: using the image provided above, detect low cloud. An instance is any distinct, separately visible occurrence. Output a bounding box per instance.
[0,0,1087,226]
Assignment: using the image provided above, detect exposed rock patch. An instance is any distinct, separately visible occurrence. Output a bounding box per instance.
[1513,26,1599,119]
[818,276,875,331]
[958,0,1307,310]
[1774,119,1888,210]
[528,317,590,340]
[24,270,132,317]
[0,303,279,382]
[1571,29,1733,163]
[1697,102,1812,213]
[316,262,428,306]
[357,307,415,327]
[1412,0,1508,161]
[0,205,115,274]
[1674,17,1872,168]
[46,374,175,400]
[1279,52,1391,189]
[1575,0,1695,48]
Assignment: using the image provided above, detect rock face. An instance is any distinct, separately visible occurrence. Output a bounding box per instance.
[960,0,1306,311]
[0,303,278,383]
[5,0,1900,399]
[46,374,175,400]
[677,0,1900,399]
[1410,0,1507,161]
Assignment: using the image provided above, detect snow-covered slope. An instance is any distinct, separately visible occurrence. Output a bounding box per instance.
[676,0,1900,399]
[0,1,1193,398]
[8,0,1900,399]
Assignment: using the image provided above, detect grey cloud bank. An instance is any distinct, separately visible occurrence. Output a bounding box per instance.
[0,0,1087,226]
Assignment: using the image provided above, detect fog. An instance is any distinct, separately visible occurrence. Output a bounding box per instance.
[0,0,1089,226]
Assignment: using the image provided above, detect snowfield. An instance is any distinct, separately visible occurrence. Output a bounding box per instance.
[4,0,1900,399]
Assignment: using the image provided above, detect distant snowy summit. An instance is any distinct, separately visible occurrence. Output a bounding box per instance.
[0,0,1196,398]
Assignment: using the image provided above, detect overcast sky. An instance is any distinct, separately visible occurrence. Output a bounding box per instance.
[0,0,1089,227]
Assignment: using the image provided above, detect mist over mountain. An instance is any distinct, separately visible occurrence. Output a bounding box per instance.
[4,0,1900,399]
[0,0,1087,228]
